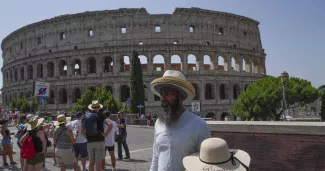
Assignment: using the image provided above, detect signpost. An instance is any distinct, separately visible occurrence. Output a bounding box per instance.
[34,81,50,97]
[137,104,144,116]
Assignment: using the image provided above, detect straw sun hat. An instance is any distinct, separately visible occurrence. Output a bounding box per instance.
[26,117,45,131]
[88,100,103,111]
[183,138,251,171]
[54,114,71,126]
[150,70,195,102]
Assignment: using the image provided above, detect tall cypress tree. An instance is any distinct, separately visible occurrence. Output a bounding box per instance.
[320,92,325,121]
[130,51,146,114]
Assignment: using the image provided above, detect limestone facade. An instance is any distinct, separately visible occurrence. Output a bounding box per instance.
[1,8,266,119]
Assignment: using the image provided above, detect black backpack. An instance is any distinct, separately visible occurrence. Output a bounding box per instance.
[29,130,43,153]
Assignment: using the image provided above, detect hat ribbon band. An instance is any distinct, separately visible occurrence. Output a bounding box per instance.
[199,152,250,171]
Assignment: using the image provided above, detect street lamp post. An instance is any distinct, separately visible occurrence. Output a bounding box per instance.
[281,71,289,121]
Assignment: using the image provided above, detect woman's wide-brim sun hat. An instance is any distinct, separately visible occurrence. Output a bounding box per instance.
[27,117,45,131]
[53,114,71,126]
[150,70,195,102]
[88,100,103,111]
[183,138,251,171]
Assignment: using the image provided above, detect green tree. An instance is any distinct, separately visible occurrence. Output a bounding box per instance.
[129,51,145,114]
[231,76,319,121]
[71,87,122,113]
[10,96,38,113]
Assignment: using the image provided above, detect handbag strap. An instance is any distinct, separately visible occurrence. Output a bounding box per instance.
[54,127,67,144]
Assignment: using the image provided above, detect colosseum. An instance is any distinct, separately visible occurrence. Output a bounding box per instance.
[1,7,266,120]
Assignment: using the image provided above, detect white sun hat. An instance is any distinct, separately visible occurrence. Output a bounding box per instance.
[183,138,251,171]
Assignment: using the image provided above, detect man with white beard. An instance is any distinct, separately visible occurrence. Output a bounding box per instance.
[149,70,211,171]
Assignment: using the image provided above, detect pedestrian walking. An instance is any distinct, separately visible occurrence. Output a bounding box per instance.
[1,120,17,168]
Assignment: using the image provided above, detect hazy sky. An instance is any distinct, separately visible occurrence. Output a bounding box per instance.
[0,0,324,88]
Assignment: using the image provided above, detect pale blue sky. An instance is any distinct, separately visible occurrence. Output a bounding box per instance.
[0,0,324,88]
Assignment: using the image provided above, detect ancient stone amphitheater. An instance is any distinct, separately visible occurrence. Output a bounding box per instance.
[1,7,266,119]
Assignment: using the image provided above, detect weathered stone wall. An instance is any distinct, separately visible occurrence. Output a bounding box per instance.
[208,121,325,171]
[1,8,266,117]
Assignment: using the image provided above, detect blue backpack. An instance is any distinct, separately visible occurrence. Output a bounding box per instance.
[82,113,99,136]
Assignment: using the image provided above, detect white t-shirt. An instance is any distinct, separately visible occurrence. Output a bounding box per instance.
[66,120,87,144]
[104,119,118,147]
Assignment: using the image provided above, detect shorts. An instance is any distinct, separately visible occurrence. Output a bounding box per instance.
[87,141,105,163]
[55,148,77,165]
[27,153,44,165]
[73,143,88,158]
[105,145,115,152]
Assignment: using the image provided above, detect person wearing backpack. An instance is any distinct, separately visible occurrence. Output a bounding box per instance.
[81,100,113,171]
[15,115,28,171]
[1,120,17,168]
[53,114,80,171]
[19,116,47,171]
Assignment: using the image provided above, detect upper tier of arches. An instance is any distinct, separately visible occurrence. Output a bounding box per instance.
[1,8,263,65]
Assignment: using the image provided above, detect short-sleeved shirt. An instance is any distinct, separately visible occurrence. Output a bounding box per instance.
[66,120,87,144]
[118,118,127,136]
[104,119,118,147]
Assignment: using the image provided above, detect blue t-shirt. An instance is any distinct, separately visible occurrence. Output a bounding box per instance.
[119,118,127,136]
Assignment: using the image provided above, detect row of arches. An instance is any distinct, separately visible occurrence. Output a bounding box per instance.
[2,83,250,105]
[3,53,265,84]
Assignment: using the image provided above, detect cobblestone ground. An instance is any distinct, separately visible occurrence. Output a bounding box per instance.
[0,125,154,171]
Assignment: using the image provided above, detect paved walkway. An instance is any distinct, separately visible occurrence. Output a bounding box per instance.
[1,126,155,171]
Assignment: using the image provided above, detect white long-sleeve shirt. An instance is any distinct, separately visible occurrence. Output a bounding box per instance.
[150,109,211,171]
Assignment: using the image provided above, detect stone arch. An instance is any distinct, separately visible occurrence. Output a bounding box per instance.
[87,57,96,74]
[72,87,81,103]
[103,56,113,72]
[231,55,240,72]
[244,84,249,91]
[233,84,241,99]
[187,54,198,71]
[58,60,67,76]
[119,56,130,72]
[192,83,200,100]
[252,58,259,73]
[138,55,148,72]
[10,70,12,83]
[71,59,81,75]
[203,55,213,70]
[311,107,316,114]
[105,86,113,93]
[27,65,33,80]
[220,84,229,99]
[205,112,216,119]
[88,86,96,92]
[58,88,68,104]
[19,92,24,98]
[217,56,226,71]
[47,62,54,77]
[13,92,17,99]
[20,67,24,81]
[205,83,215,99]
[47,90,55,104]
[26,91,32,98]
[36,63,43,78]
[120,85,130,102]
[242,56,251,72]
[14,68,18,82]
[6,71,8,82]
[260,59,266,74]
[171,55,181,71]
[221,112,232,121]
[153,55,165,72]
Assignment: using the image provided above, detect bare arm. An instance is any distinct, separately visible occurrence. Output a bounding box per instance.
[37,130,47,154]
[102,120,113,137]
[66,129,76,144]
